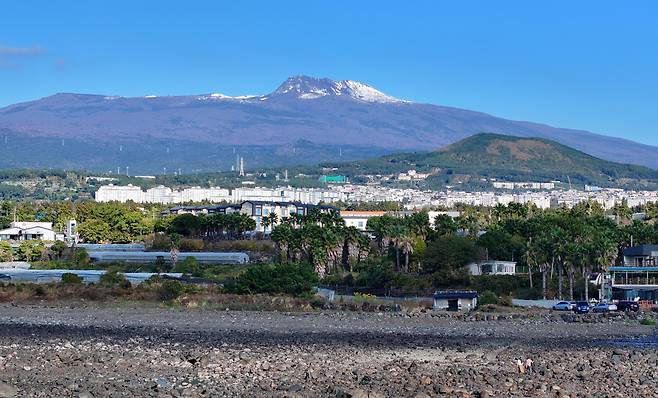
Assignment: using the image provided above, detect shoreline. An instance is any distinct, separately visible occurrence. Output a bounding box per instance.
[0,304,656,396]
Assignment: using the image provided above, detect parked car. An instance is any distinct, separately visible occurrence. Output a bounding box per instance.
[0,274,10,281]
[617,301,640,312]
[593,302,618,313]
[552,301,574,311]
[573,301,590,314]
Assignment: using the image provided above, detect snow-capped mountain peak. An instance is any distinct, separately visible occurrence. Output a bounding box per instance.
[270,75,408,103]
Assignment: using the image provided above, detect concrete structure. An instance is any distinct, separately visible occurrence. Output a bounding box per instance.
[95,184,144,202]
[493,182,555,190]
[0,222,62,241]
[606,246,658,301]
[319,175,348,183]
[96,185,343,205]
[161,204,241,217]
[433,291,478,312]
[0,262,31,269]
[0,269,183,284]
[623,245,658,267]
[240,201,332,232]
[467,260,516,276]
[161,201,335,233]
[88,251,249,265]
[76,243,146,252]
[339,211,386,231]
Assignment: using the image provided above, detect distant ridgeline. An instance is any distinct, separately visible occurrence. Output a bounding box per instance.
[2,76,658,173]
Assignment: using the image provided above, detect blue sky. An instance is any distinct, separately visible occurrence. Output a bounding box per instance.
[2,1,657,145]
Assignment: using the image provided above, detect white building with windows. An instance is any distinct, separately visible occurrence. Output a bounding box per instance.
[240,201,327,232]
[95,184,145,203]
[0,222,63,242]
[339,211,386,231]
[467,260,517,276]
[181,187,230,203]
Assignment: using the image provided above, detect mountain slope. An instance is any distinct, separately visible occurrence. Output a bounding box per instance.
[0,75,656,173]
[325,134,658,189]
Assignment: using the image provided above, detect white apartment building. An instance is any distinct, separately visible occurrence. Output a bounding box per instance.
[493,182,555,190]
[231,187,344,204]
[144,186,176,203]
[96,185,231,204]
[181,187,231,203]
[95,184,144,203]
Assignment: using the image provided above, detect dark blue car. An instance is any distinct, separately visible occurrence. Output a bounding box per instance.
[573,301,590,314]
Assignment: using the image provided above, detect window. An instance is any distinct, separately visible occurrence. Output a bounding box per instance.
[264,208,270,215]
[358,221,364,228]
[254,206,262,216]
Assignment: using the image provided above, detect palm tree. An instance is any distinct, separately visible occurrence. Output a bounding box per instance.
[271,222,293,261]
[341,226,362,272]
[396,235,415,273]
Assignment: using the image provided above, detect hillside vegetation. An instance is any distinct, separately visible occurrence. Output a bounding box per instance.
[324,133,658,189]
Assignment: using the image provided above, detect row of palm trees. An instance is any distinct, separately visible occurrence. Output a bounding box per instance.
[268,210,370,278]
[521,209,619,301]
[366,212,431,273]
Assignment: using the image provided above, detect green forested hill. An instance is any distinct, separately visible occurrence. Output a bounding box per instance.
[323,133,658,189]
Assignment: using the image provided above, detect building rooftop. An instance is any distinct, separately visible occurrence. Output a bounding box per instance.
[433,290,478,299]
[623,245,658,257]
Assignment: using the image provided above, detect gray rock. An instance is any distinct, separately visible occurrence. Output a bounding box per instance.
[0,383,17,398]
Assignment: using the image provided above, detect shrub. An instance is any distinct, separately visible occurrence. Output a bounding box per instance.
[72,248,90,268]
[0,241,13,262]
[179,238,204,252]
[478,291,499,306]
[50,241,68,260]
[16,241,47,262]
[158,279,185,301]
[498,295,513,306]
[149,233,173,250]
[100,270,131,288]
[469,275,530,297]
[322,273,345,286]
[423,236,476,274]
[34,286,45,296]
[172,257,202,277]
[61,273,83,284]
[353,292,377,304]
[154,256,168,273]
[310,296,327,309]
[432,268,470,288]
[640,319,656,326]
[232,262,318,297]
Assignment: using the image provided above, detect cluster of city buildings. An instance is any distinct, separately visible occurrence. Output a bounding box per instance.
[330,184,658,210]
[95,185,343,204]
[492,181,555,190]
[96,183,658,212]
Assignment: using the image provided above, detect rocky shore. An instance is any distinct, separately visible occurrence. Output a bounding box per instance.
[0,304,656,397]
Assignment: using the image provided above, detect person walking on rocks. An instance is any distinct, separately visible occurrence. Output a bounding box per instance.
[516,359,525,374]
[525,358,534,373]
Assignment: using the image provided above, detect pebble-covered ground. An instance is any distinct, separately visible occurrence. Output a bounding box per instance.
[0,304,656,397]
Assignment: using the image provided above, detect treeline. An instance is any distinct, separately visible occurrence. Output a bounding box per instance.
[264,201,658,300]
[0,201,166,243]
